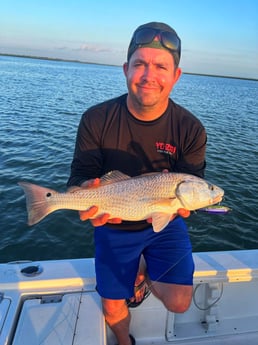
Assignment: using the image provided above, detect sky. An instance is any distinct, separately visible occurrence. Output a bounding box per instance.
[1,0,258,79]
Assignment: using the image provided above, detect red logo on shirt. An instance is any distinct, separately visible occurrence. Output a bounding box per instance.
[156,142,176,155]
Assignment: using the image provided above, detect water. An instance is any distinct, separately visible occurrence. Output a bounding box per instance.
[0,56,257,263]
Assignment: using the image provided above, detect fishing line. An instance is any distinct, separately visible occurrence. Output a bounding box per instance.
[128,215,227,308]
[146,215,225,291]
[71,289,84,345]
[143,212,228,292]
[127,248,224,311]
[149,248,193,287]
[126,247,193,308]
[127,217,223,307]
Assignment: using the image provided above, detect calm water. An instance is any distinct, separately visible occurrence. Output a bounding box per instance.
[0,56,257,263]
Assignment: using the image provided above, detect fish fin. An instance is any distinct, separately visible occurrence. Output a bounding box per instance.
[99,170,131,186]
[151,213,172,232]
[99,171,161,186]
[148,198,177,210]
[18,182,58,226]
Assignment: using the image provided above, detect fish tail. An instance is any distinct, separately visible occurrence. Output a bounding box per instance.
[18,182,58,226]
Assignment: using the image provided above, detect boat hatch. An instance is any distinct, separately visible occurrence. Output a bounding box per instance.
[11,291,106,345]
[0,294,11,335]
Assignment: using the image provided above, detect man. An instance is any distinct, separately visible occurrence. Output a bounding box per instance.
[67,22,206,345]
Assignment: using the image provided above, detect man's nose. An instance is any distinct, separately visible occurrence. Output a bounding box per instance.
[142,65,156,80]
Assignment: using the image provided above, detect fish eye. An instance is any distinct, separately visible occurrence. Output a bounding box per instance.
[209,184,214,191]
[46,192,52,197]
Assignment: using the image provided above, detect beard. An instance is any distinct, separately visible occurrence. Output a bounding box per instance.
[129,89,167,111]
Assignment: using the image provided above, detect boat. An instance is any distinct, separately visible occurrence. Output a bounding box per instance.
[0,249,258,344]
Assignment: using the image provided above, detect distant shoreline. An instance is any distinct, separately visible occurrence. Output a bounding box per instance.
[1,53,257,82]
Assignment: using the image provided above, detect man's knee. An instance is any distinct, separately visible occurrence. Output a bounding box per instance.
[163,295,192,313]
[151,282,193,313]
[102,298,129,326]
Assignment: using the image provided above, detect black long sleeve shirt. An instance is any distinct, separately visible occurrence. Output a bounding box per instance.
[67,94,207,230]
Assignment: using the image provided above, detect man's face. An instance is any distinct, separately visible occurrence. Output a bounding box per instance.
[123,47,181,110]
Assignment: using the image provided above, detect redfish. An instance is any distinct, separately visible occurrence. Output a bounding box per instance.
[19,171,224,232]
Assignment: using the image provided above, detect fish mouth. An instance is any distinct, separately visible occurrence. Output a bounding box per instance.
[213,195,224,204]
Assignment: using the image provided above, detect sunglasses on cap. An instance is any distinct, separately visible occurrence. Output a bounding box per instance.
[128,27,181,61]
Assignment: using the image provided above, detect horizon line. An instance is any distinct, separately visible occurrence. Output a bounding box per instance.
[1,53,257,82]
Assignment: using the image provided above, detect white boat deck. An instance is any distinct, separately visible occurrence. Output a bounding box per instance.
[0,250,258,345]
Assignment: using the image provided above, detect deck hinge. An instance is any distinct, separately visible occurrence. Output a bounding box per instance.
[203,282,222,332]
[41,294,63,304]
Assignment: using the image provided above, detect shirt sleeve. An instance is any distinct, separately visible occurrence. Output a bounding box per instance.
[67,111,104,187]
[174,125,207,178]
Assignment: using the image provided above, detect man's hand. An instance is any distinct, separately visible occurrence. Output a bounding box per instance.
[79,206,122,226]
[177,208,191,218]
[76,178,122,226]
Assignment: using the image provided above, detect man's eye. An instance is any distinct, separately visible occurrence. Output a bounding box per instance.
[158,65,167,70]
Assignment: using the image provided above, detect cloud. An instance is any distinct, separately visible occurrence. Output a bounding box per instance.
[54,43,113,54]
[78,44,112,53]
[56,46,68,50]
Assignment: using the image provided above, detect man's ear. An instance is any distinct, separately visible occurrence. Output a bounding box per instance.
[123,62,128,77]
[174,67,182,82]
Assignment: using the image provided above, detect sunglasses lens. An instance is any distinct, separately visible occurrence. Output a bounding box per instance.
[135,28,156,45]
[161,31,180,51]
[128,27,181,62]
[134,28,179,52]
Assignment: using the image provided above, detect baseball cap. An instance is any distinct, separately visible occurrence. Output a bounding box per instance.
[127,22,181,66]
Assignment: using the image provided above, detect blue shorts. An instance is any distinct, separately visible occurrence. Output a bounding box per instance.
[94,217,194,299]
